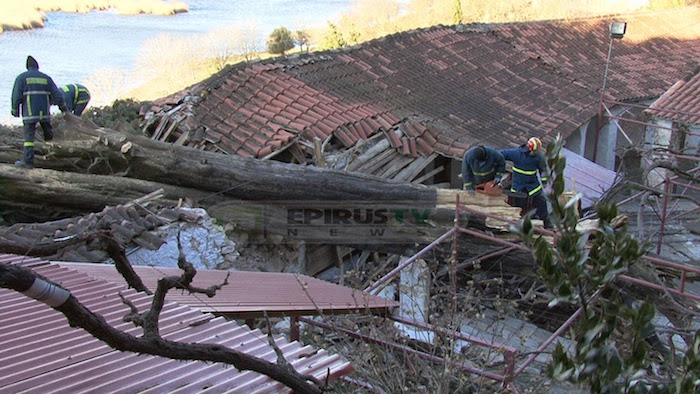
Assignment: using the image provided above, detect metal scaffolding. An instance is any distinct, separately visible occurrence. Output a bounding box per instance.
[303,191,700,393]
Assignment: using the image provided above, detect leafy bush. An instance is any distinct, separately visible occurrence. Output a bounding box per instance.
[525,134,700,393]
[267,26,295,56]
[84,99,144,131]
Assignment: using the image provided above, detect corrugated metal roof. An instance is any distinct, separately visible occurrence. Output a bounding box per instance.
[562,148,618,208]
[60,262,399,318]
[0,254,353,393]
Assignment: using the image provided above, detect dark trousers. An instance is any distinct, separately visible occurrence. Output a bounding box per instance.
[22,121,54,165]
[512,191,550,227]
[72,102,88,116]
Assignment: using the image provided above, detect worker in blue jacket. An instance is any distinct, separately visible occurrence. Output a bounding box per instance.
[500,137,551,228]
[60,83,91,116]
[462,145,506,196]
[11,56,67,169]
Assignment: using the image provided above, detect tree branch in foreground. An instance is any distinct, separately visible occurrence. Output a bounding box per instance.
[0,262,324,394]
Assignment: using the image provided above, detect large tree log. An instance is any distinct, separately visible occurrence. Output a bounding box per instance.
[0,163,226,213]
[34,118,439,203]
[1,116,523,225]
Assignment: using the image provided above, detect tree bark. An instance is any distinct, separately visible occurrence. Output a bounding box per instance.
[1,117,524,234]
[32,118,438,203]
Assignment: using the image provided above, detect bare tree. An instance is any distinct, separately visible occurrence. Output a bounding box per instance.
[236,20,262,63]
[205,26,241,71]
[295,29,311,52]
[82,67,132,108]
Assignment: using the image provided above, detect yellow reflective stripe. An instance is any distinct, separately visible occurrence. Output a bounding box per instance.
[528,185,543,195]
[73,84,79,105]
[464,182,473,187]
[540,176,549,182]
[24,141,35,147]
[473,169,494,176]
[512,166,537,175]
[26,77,48,85]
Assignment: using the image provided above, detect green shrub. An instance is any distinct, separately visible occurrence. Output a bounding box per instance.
[85,99,144,131]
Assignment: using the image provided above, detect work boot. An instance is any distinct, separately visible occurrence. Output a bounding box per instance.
[544,219,553,230]
[14,160,34,169]
[21,145,35,168]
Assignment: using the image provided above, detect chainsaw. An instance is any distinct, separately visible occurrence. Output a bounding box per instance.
[475,180,502,196]
[475,175,529,200]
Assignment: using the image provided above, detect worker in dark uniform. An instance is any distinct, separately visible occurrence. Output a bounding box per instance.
[462,145,506,196]
[500,137,552,228]
[11,56,67,169]
[60,83,91,116]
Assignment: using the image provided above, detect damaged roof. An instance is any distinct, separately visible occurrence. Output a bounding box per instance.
[0,203,200,263]
[0,254,353,393]
[142,8,700,161]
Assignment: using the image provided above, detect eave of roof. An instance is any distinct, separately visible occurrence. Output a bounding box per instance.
[646,66,700,125]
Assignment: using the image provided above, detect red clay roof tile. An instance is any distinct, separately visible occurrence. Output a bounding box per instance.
[416,137,434,156]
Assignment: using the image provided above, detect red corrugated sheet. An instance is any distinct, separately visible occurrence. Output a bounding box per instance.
[60,262,399,318]
[0,254,354,393]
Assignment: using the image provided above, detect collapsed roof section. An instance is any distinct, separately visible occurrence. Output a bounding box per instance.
[141,8,700,164]
[0,201,202,263]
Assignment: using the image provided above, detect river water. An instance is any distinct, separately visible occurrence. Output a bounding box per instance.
[0,0,353,125]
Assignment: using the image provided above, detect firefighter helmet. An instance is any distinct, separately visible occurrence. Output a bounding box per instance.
[527,137,542,152]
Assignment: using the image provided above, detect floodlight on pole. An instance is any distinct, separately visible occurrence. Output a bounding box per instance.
[593,21,626,163]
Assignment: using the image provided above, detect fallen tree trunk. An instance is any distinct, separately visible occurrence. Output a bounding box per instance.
[0,163,226,214]
[1,116,523,225]
[33,117,438,203]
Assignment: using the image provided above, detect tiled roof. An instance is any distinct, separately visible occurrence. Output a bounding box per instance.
[645,66,700,125]
[61,262,399,318]
[142,7,700,161]
[0,254,353,393]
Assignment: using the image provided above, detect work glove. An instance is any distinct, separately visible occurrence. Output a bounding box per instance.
[467,189,475,196]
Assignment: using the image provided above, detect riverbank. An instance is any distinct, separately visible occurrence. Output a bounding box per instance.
[0,0,188,33]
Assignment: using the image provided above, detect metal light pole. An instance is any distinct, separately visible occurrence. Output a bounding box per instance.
[593,21,626,163]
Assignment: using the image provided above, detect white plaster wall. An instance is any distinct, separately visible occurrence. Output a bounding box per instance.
[564,120,588,157]
[121,208,239,270]
[644,118,674,188]
[395,257,434,343]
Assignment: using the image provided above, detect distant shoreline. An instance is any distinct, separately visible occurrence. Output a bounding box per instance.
[0,0,188,34]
